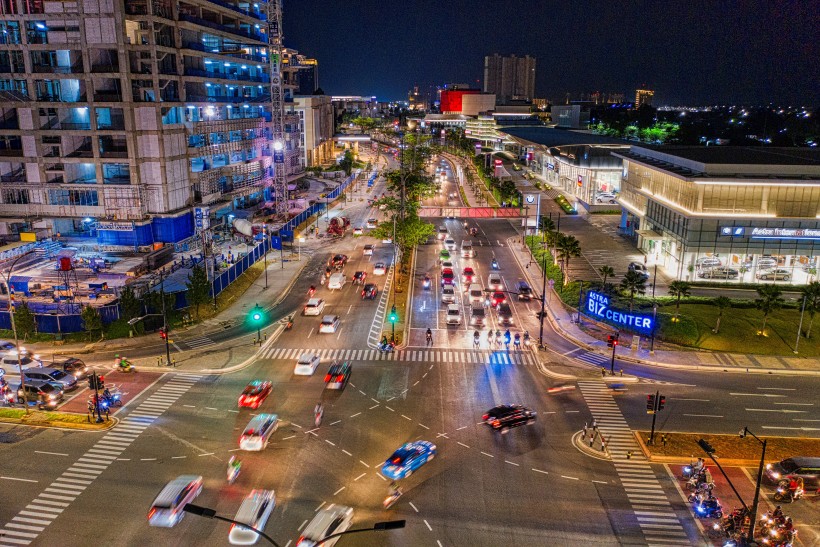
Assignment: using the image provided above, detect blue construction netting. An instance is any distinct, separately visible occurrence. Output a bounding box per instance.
[278,172,358,241]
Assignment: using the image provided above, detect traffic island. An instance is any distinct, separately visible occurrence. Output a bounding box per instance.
[572,430,611,461]
[0,408,116,431]
[634,431,820,465]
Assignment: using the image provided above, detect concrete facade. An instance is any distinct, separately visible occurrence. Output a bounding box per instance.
[483,54,536,104]
[294,95,334,167]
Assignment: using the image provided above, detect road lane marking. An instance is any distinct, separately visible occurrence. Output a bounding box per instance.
[333,486,345,496]
[371,397,380,404]
[197,453,214,456]
[171,456,186,459]
[369,404,379,409]
[773,402,813,406]
[683,414,724,418]
[505,460,520,466]
[34,451,68,457]
[359,460,370,468]
[756,387,795,391]
[401,415,412,421]
[330,420,341,425]
[140,458,156,461]
[409,502,419,513]
[457,442,470,448]
[561,475,580,480]
[385,406,394,412]
[282,435,296,440]
[480,452,494,458]
[592,480,609,484]
[424,520,433,531]
[349,412,361,418]
[730,393,786,397]
[313,502,325,513]
[676,398,710,402]
[456,426,467,431]
[342,450,352,456]
[418,423,430,429]
[1,477,38,483]
[359,390,367,396]
[746,408,807,413]
[353,473,366,481]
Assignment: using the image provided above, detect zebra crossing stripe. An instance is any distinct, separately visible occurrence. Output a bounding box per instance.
[577,381,691,545]
[0,375,203,545]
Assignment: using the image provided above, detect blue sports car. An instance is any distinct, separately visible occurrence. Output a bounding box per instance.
[381,441,437,480]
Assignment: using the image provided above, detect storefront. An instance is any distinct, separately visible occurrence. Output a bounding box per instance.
[614,146,820,285]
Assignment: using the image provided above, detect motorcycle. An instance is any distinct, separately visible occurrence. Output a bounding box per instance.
[378,342,395,353]
[314,406,323,427]
[773,484,803,503]
[117,358,135,373]
[523,331,532,347]
[495,331,502,347]
[90,391,122,408]
[694,496,723,519]
[285,315,294,330]
[383,490,402,509]
[227,458,241,484]
[491,259,499,270]
[513,333,520,347]
[423,276,431,290]
[308,286,316,297]
[473,333,481,347]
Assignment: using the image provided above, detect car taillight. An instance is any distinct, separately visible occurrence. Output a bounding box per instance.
[492,420,500,427]
[482,414,489,421]
[148,508,156,520]
[336,375,344,382]
[324,374,331,382]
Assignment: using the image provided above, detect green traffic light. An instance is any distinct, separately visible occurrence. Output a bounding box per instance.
[388,305,398,323]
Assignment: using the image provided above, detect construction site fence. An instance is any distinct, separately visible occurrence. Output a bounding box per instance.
[0,302,121,335]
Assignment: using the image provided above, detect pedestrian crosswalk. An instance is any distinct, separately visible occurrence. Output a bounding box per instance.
[578,381,691,546]
[258,346,536,366]
[0,374,202,547]
[574,350,608,367]
[185,336,215,349]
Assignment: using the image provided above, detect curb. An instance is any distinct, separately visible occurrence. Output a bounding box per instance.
[197,323,285,375]
[571,430,610,461]
[632,432,769,467]
[0,414,118,432]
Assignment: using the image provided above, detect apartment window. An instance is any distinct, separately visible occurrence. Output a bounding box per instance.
[2,188,29,204]
[0,21,21,44]
[48,189,99,206]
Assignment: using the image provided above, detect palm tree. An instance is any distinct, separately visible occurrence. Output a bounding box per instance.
[755,285,784,336]
[667,281,691,321]
[619,270,647,311]
[599,265,615,288]
[712,296,732,334]
[799,281,820,338]
[556,234,582,285]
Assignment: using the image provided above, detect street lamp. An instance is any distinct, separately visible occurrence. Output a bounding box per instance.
[251,304,263,344]
[740,427,767,543]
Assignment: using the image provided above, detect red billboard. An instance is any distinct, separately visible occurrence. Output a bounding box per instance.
[440,89,479,113]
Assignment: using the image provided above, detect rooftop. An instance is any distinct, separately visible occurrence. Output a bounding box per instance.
[631,146,820,166]
[500,126,631,148]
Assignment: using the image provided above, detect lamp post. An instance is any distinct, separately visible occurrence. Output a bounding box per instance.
[650,303,658,354]
[2,252,32,411]
[159,270,172,367]
[263,224,268,288]
[538,227,548,349]
[740,427,768,543]
[794,294,807,354]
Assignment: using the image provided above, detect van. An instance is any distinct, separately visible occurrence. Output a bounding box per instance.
[239,413,279,451]
[327,273,346,290]
[297,504,354,547]
[148,475,204,527]
[468,284,484,303]
[470,306,486,327]
[446,304,462,325]
[460,240,475,258]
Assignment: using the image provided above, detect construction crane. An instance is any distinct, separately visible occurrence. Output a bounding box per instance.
[267,0,288,220]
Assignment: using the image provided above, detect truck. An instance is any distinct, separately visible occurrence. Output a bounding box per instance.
[327,216,350,236]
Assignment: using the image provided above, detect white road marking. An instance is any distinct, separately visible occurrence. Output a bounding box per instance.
[369,404,379,410]
[505,460,520,466]
[349,412,361,418]
[730,393,786,397]
[359,460,370,468]
[371,397,380,404]
[171,456,186,459]
[675,398,710,402]
[197,453,214,456]
[456,426,467,431]
[561,475,580,480]
[418,423,430,429]
[592,480,609,484]
[457,442,470,448]
[307,328,313,339]
[480,451,494,458]
[140,458,156,461]
[773,402,813,406]
[1,477,38,483]
[330,420,341,425]
[409,502,419,513]
[183,404,196,408]
[401,415,412,421]
[424,519,433,531]
[342,450,352,456]
[347,305,352,315]
[333,486,345,496]
[34,451,68,457]
[313,502,325,513]
[756,387,795,391]
[359,390,367,396]
[746,408,807,413]
[354,473,366,481]
[385,406,394,412]
[683,414,724,418]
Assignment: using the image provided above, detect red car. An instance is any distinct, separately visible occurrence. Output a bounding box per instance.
[441,268,456,286]
[238,380,272,409]
[462,267,475,283]
[490,291,506,308]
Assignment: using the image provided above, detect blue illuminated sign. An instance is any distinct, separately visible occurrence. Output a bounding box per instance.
[585,291,653,332]
[720,226,745,237]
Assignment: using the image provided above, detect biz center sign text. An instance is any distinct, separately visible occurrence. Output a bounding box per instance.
[585,291,653,332]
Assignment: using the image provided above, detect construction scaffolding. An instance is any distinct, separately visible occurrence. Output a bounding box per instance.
[267,0,288,219]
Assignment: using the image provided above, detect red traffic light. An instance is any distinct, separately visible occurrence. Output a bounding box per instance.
[159,327,167,339]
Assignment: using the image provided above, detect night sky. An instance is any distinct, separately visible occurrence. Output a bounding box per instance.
[284,0,818,105]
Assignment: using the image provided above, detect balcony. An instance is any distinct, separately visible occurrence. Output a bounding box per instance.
[0,147,23,157]
[183,66,269,83]
[181,41,268,63]
[178,14,266,42]
[185,93,259,104]
[204,0,267,21]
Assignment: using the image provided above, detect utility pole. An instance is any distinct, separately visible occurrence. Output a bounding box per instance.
[263,224,268,288]
[538,226,548,349]
[160,269,172,367]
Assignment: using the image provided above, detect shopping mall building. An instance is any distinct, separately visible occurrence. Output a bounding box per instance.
[612,146,820,285]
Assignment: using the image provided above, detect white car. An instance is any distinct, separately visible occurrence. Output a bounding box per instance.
[441,260,454,270]
[319,315,340,333]
[445,304,462,325]
[363,244,374,256]
[352,227,363,236]
[303,298,325,316]
[595,192,617,203]
[373,262,387,275]
[294,353,321,375]
[229,490,276,545]
[487,274,503,291]
[366,218,378,229]
[444,238,457,251]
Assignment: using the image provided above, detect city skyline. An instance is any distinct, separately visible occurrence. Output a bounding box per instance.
[286,0,819,104]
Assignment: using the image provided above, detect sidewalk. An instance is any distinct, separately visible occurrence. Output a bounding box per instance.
[440,152,499,207]
[506,235,820,377]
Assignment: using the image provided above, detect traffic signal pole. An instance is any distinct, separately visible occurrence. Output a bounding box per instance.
[649,390,659,445]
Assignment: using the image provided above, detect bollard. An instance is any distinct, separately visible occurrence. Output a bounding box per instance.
[626,451,633,459]
[619,368,624,377]
[661,434,667,447]
[601,437,607,453]
[582,422,588,438]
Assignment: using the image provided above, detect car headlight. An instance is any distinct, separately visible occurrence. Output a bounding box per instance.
[771,472,780,479]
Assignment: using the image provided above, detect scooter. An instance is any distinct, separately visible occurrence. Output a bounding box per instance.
[523,331,532,347]
[227,460,241,484]
[308,286,316,297]
[378,342,395,353]
[423,276,431,290]
[314,407,323,427]
[491,259,499,270]
[513,333,521,348]
[773,484,804,503]
[694,496,723,519]
[285,315,294,330]
[117,358,136,373]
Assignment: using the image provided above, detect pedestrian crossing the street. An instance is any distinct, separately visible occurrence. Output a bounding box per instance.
[0,374,203,547]
[185,336,215,349]
[258,346,536,366]
[578,381,691,546]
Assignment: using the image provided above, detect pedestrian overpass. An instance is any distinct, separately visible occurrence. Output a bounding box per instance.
[418,206,521,218]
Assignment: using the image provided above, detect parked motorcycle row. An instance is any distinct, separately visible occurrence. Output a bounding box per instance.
[680,461,800,546]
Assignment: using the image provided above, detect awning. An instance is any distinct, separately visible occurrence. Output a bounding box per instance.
[635,229,664,241]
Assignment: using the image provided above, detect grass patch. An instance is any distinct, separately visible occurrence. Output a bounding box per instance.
[590,209,621,215]
[641,431,820,462]
[554,195,578,214]
[195,260,266,322]
[0,407,107,428]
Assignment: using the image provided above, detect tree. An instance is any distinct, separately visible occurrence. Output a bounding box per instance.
[14,300,36,340]
[555,234,581,285]
[755,285,784,336]
[619,270,647,312]
[119,285,141,321]
[370,215,435,258]
[81,305,103,340]
[338,150,355,176]
[667,281,691,320]
[799,281,820,338]
[599,266,614,287]
[351,116,376,134]
[712,296,732,334]
[186,264,211,320]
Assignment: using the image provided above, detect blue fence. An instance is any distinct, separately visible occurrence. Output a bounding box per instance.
[278,171,358,242]
[0,302,120,335]
[211,236,270,296]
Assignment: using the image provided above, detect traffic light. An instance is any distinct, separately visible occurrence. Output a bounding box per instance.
[388,306,398,324]
[607,335,619,347]
[657,395,666,411]
[646,394,656,413]
[159,327,167,340]
[87,376,96,391]
[697,439,716,455]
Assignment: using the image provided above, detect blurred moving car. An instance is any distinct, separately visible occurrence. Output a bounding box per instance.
[52,357,90,379]
[13,381,63,409]
[628,262,650,279]
[238,380,272,409]
[363,244,374,256]
[446,304,462,325]
[324,361,351,390]
[462,267,476,283]
[381,441,437,479]
[361,284,378,300]
[294,353,321,376]
[373,263,387,276]
[764,457,820,488]
[229,490,276,545]
[23,367,77,391]
[366,219,378,229]
[352,271,367,285]
[483,404,537,434]
[441,286,456,304]
[148,475,203,527]
[296,505,353,547]
[352,227,363,236]
[516,281,533,301]
[319,315,341,333]
[303,298,325,316]
[239,413,279,451]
